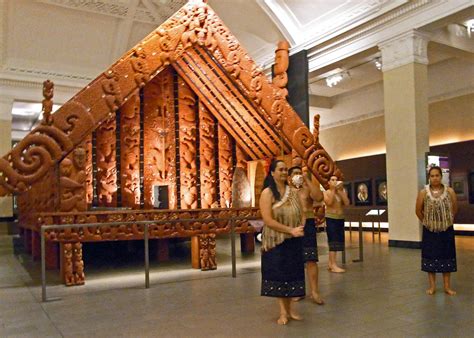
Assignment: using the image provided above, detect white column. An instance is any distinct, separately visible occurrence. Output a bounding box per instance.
[379,30,430,247]
[0,96,13,219]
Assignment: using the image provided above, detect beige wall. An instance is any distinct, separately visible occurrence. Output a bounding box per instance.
[0,119,13,218]
[319,93,474,161]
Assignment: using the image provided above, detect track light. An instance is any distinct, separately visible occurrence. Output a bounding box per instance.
[326,73,344,87]
[374,57,382,70]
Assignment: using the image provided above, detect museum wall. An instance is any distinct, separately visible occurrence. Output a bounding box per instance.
[319,93,474,161]
[336,140,474,224]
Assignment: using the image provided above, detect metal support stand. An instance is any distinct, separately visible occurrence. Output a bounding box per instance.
[353,220,364,262]
[41,227,46,302]
[144,224,150,289]
[231,219,236,278]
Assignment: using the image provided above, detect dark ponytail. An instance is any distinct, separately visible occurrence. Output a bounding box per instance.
[262,160,286,201]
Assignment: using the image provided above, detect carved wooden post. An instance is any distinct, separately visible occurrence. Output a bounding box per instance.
[144,68,177,262]
[218,124,233,208]
[96,116,118,207]
[58,147,87,285]
[61,243,75,286]
[178,76,198,209]
[120,93,141,208]
[72,242,85,285]
[199,102,218,209]
[143,68,177,209]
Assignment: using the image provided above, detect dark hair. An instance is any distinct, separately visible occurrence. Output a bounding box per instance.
[262,160,286,201]
[428,166,443,177]
[288,166,302,177]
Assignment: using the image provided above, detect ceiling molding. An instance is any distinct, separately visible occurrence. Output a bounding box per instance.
[0,67,92,88]
[319,110,384,131]
[38,0,187,24]
[258,0,472,72]
[38,0,129,18]
[110,0,140,60]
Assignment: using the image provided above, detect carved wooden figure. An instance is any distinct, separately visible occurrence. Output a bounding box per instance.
[41,80,54,125]
[59,147,87,212]
[73,242,85,285]
[120,93,141,208]
[272,41,289,98]
[96,116,117,207]
[178,76,198,209]
[62,243,75,286]
[143,68,177,209]
[199,102,218,209]
[199,233,217,271]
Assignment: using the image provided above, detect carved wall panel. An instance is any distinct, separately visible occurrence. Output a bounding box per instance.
[120,93,141,208]
[198,102,218,209]
[218,124,233,208]
[178,76,198,209]
[59,147,87,212]
[95,116,118,207]
[143,67,177,209]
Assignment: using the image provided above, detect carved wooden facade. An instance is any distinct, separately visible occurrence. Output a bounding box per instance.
[4,0,343,284]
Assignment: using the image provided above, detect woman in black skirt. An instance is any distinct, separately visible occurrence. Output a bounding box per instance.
[260,160,305,325]
[416,166,458,295]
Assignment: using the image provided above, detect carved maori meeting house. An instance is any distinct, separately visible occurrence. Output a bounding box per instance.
[0,0,341,285]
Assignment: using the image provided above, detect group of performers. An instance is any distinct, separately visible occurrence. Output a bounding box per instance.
[259,160,458,325]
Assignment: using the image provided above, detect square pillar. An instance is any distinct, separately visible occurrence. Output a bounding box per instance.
[379,30,430,247]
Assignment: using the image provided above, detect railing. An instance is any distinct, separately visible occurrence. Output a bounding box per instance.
[40,215,258,302]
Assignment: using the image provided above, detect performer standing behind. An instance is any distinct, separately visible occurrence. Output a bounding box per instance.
[260,160,305,325]
[288,166,325,305]
[416,166,458,295]
[324,175,350,273]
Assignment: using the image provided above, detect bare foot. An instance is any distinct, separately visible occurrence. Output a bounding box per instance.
[426,288,436,295]
[444,288,456,296]
[292,296,305,302]
[328,266,346,273]
[289,312,303,321]
[277,315,289,325]
[310,293,325,305]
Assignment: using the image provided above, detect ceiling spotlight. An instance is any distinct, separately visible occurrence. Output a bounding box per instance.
[466,19,474,35]
[326,73,344,87]
[374,57,382,71]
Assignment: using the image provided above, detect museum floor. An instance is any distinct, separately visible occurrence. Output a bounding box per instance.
[0,226,473,337]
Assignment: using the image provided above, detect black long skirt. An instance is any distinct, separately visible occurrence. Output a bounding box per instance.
[326,217,345,252]
[261,238,305,298]
[303,218,319,262]
[421,226,457,273]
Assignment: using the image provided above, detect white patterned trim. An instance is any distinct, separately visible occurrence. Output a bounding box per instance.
[379,30,430,72]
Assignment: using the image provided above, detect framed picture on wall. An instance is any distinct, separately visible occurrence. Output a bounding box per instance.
[451,174,467,201]
[343,182,353,205]
[375,178,388,205]
[468,171,474,204]
[354,179,372,206]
